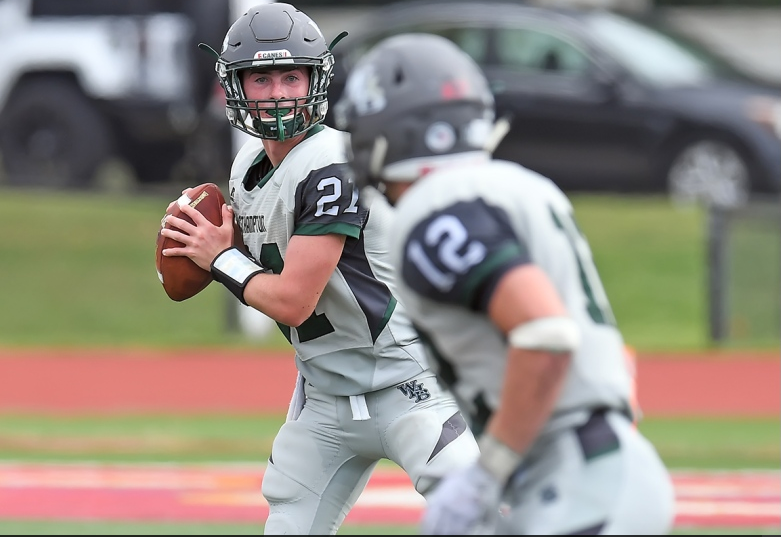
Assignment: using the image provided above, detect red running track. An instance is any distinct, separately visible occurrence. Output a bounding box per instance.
[0,349,777,416]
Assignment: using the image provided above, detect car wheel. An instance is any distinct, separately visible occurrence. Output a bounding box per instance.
[122,141,182,186]
[666,139,750,208]
[0,78,114,189]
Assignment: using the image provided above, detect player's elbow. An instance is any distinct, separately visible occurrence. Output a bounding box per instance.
[281,285,325,327]
[250,278,322,327]
[275,301,317,328]
[282,311,311,328]
[516,350,571,402]
[545,350,572,380]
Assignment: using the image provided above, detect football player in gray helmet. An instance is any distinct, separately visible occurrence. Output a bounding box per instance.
[334,32,498,201]
[206,2,340,141]
[161,6,481,535]
[336,33,675,535]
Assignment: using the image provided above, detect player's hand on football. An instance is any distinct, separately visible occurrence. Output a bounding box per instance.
[420,461,503,535]
[159,188,195,235]
[161,202,235,272]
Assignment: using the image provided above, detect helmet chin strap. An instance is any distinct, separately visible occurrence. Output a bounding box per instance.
[369,136,388,178]
[254,107,301,142]
[484,116,512,154]
[267,108,292,142]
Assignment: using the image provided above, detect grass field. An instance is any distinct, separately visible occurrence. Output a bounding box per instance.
[4,188,775,351]
[0,414,777,470]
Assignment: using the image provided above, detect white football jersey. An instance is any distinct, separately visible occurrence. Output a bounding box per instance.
[390,156,633,436]
[229,125,427,396]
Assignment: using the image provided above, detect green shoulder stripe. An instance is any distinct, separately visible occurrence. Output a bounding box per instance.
[461,243,525,306]
[295,222,362,239]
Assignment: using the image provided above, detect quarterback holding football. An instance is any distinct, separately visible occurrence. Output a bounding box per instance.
[158,3,479,535]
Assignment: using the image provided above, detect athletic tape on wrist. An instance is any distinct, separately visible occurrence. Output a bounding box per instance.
[507,316,580,353]
[210,247,265,305]
[478,433,523,483]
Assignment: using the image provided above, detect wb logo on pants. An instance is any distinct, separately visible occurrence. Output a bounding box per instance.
[396,380,431,403]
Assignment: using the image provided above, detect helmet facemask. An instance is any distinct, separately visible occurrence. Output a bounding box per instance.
[207,3,344,142]
[219,55,333,142]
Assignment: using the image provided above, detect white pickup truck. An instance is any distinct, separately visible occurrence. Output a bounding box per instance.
[0,0,232,190]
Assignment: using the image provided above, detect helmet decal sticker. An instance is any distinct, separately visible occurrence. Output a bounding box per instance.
[253,49,293,60]
[464,118,493,148]
[252,49,295,67]
[345,63,387,116]
[425,122,457,153]
[441,79,471,100]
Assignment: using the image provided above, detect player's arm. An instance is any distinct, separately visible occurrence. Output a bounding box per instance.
[207,163,363,327]
[241,233,346,326]
[410,200,579,534]
[163,198,347,326]
[479,264,576,480]
[422,265,577,536]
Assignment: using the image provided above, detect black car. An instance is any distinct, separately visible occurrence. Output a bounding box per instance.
[326,0,781,207]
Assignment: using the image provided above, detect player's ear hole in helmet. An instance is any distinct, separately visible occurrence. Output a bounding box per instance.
[335,33,509,192]
[200,3,345,142]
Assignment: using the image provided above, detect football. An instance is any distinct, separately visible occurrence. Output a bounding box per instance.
[155,183,225,302]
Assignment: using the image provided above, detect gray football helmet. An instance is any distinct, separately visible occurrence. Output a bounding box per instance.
[213,3,335,141]
[334,33,496,191]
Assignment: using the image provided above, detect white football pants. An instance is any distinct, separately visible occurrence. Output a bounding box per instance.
[261,370,480,535]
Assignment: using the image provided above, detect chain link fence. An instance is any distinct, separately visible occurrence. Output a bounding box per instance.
[708,196,781,346]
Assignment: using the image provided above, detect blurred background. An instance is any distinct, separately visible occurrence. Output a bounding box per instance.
[0,0,778,535]
[1,0,780,204]
[0,0,779,345]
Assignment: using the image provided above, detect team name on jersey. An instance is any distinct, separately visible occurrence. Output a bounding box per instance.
[237,214,267,234]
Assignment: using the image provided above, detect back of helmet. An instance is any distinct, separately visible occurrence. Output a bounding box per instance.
[335,33,496,191]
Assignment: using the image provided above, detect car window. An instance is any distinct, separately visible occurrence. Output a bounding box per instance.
[585,11,715,86]
[346,23,489,67]
[495,27,589,76]
[31,0,188,16]
[342,29,391,68]
[414,25,489,64]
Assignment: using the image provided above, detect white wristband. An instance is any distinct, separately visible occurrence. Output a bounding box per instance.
[477,433,523,483]
[212,247,263,284]
[210,247,265,305]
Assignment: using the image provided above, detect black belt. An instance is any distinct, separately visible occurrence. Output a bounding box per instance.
[575,408,621,462]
